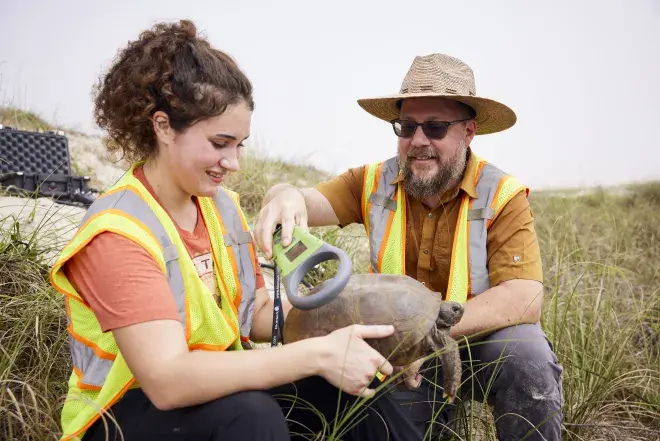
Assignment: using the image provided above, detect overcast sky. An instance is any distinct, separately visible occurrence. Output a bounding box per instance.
[1,0,659,190]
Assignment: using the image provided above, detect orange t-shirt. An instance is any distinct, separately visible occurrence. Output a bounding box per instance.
[63,165,265,333]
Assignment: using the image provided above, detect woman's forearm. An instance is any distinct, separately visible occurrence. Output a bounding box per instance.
[112,318,324,411]
[154,337,323,410]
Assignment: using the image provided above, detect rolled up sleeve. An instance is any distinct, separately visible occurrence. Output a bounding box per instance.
[314,165,366,227]
[487,190,544,286]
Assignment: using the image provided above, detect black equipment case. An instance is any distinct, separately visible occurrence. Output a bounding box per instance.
[0,125,98,207]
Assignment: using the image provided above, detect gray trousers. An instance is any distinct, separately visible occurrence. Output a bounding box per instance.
[393,323,564,441]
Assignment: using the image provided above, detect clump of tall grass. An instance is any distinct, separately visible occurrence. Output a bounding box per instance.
[532,186,660,441]
[0,107,53,133]
[0,215,71,441]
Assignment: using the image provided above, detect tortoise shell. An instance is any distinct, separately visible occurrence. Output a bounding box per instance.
[282,273,460,366]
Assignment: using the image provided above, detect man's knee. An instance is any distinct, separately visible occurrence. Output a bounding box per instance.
[472,323,558,366]
[471,323,563,403]
[468,324,564,439]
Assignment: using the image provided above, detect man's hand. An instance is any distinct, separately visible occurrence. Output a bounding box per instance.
[393,358,424,390]
[254,184,308,260]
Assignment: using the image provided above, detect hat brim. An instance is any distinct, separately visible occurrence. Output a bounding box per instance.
[357,92,516,135]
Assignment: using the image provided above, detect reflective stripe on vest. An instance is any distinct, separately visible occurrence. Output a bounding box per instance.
[362,157,406,274]
[362,155,527,303]
[80,188,187,322]
[465,162,509,294]
[212,189,257,340]
[68,334,112,388]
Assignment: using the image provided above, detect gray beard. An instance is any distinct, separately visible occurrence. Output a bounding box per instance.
[398,140,469,201]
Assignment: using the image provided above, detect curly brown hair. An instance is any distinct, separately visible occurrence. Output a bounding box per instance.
[92,19,254,164]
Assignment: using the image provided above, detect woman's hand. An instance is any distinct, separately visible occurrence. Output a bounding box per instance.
[315,324,395,398]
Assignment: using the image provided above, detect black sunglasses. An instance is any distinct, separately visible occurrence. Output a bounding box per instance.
[391,118,472,140]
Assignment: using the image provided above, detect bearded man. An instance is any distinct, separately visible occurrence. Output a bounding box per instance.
[254,53,564,441]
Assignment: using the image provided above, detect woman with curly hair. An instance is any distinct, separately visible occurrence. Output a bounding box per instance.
[49,19,420,441]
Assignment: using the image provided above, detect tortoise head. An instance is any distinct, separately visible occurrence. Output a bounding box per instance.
[436,301,464,329]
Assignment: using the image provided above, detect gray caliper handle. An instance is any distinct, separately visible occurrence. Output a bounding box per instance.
[283,242,353,310]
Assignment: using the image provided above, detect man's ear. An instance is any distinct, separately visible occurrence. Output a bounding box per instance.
[152,110,174,144]
[465,119,477,145]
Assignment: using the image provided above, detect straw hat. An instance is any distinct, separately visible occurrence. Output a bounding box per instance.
[357,53,516,135]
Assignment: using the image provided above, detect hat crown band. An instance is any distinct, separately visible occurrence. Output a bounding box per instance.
[399,83,476,97]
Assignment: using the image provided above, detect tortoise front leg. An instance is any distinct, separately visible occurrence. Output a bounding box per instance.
[431,328,462,403]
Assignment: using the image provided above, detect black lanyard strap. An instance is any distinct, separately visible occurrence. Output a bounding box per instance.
[271,262,285,347]
[259,262,315,347]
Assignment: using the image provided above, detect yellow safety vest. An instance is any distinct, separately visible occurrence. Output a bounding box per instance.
[361,153,528,304]
[49,162,258,441]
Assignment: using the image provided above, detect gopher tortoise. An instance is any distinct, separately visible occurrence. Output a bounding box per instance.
[282,273,464,401]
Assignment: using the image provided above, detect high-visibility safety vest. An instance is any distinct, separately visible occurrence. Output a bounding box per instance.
[49,163,258,441]
[361,153,528,304]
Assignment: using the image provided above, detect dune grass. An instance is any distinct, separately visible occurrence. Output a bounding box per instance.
[1,109,659,439]
[0,203,70,440]
[528,185,660,441]
[0,107,53,133]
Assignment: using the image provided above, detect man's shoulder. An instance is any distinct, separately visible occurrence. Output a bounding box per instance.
[361,156,400,186]
[474,155,518,180]
[466,154,529,224]
[475,157,527,193]
[315,156,397,192]
[313,157,400,227]
[364,156,399,170]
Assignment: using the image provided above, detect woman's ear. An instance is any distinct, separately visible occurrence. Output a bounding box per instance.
[152,111,174,144]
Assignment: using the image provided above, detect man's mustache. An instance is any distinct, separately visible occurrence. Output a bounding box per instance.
[405,148,439,159]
